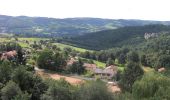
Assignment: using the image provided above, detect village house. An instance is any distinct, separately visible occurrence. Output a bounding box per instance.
[67,58,77,65]
[66,57,118,80]
[158,67,166,72]
[83,63,118,79]
[94,65,118,79]
[144,32,159,39]
[0,50,17,61]
[83,63,97,71]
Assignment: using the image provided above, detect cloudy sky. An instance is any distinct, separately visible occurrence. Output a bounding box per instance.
[0,0,169,21]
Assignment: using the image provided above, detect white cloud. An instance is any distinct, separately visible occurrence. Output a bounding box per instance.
[0,0,169,21]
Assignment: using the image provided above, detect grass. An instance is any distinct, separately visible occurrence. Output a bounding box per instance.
[53,43,91,52]
[18,38,48,42]
[0,38,12,42]
[93,60,106,68]
[18,42,29,48]
[143,67,154,73]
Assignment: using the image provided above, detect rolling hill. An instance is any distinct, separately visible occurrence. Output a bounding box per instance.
[1,15,170,37]
[64,25,170,50]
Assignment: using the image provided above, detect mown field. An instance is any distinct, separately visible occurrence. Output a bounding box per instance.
[52,43,92,52]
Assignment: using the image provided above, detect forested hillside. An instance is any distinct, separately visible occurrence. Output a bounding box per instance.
[1,15,170,37]
[65,25,170,50]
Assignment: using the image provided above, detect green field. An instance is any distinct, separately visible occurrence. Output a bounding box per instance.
[53,43,92,52]
[18,38,48,42]
[93,60,106,68]
[0,38,12,42]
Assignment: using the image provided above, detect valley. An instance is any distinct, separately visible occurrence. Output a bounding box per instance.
[0,16,170,100]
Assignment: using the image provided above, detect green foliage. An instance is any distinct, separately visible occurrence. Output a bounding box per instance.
[127,51,139,63]
[140,55,147,66]
[1,81,22,100]
[37,49,53,69]
[106,58,114,66]
[41,78,74,100]
[139,34,170,67]
[77,81,114,100]
[120,62,144,92]
[66,25,170,50]
[132,72,170,100]
[0,42,21,52]
[118,53,126,64]
[53,52,67,71]
[0,61,12,84]
[37,49,67,71]
[156,55,170,68]
[13,92,31,100]
[68,59,85,74]
[12,66,47,100]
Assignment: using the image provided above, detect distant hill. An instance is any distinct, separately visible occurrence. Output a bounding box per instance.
[1,15,170,37]
[64,25,170,50]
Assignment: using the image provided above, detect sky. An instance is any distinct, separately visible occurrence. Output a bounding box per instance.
[0,0,170,21]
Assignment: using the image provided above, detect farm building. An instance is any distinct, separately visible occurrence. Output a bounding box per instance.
[83,63,97,71]
[94,65,118,79]
[0,50,17,61]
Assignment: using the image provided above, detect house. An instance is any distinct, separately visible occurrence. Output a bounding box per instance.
[94,65,118,79]
[83,63,118,79]
[158,67,166,72]
[83,63,97,71]
[0,50,17,61]
[67,58,77,66]
[144,32,159,39]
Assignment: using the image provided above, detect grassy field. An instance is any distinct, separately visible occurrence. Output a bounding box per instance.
[0,38,12,42]
[93,60,106,68]
[18,42,30,48]
[143,67,154,73]
[18,38,48,41]
[53,43,92,52]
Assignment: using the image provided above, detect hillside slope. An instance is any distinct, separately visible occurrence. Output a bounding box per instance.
[1,15,170,37]
[65,25,170,50]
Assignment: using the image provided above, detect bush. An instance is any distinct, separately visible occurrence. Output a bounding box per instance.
[120,62,144,92]
[41,78,74,100]
[1,81,22,100]
[77,81,114,100]
[0,61,12,84]
[132,72,170,100]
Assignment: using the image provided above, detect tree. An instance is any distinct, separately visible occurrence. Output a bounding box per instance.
[41,79,73,100]
[17,49,26,65]
[127,51,139,63]
[53,52,67,71]
[132,72,170,100]
[37,49,53,69]
[77,81,114,100]
[156,55,170,68]
[141,54,147,66]
[1,81,22,100]
[0,61,12,84]
[13,92,31,100]
[106,58,114,66]
[68,59,85,74]
[12,66,47,100]
[120,62,144,92]
[118,53,126,64]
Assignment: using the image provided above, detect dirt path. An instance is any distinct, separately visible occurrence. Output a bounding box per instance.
[35,67,121,92]
[35,67,84,85]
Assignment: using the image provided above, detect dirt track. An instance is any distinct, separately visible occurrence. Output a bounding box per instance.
[35,67,121,92]
[36,69,84,85]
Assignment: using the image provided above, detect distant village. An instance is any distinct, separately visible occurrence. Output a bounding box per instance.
[67,57,118,80]
[144,32,159,39]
